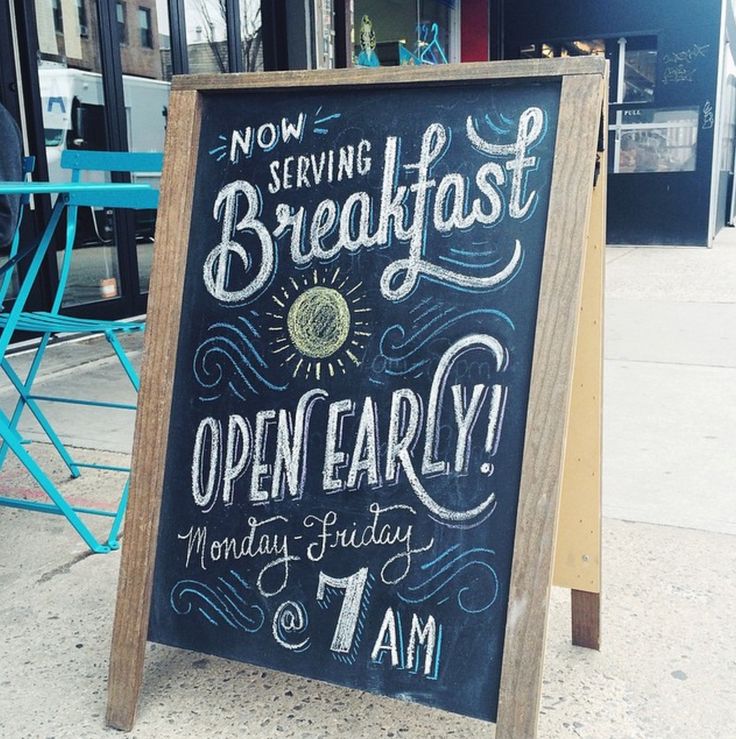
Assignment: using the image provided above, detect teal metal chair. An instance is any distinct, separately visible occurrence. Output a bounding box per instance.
[0,150,161,552]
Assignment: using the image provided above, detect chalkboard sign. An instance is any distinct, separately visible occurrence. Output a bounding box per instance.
[108,58,606,738]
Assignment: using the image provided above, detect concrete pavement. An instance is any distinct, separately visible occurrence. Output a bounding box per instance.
[0,233,735,738]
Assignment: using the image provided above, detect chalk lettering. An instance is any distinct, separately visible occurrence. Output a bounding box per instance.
[204,110,545,304]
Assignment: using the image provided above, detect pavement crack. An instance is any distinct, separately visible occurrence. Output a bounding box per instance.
[36,550,94,584]
[1,351,142,395]
[605,356,736,370]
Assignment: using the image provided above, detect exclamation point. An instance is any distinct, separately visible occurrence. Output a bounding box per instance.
[480,384,507,476]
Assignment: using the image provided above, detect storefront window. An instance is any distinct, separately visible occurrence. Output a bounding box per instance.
[352,0,457,67]
[184,0,229,73]
[522,38,605,60]
[612,108,698,174]
[241,0,263,72]
[623,38,657,104]
[521,35,657,106]
[119,1,170,295]
[35,0,123,306]
[529,38,605,59]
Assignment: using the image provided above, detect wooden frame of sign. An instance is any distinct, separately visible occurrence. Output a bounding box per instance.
[107,57,606,738]
[553,120,606,649]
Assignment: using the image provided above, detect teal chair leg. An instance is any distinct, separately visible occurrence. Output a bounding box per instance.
[106,331,141,391]
[0,351,81,477]
[0,412,111,553]
[0,201,64,359]
[0,189,139,554]
[107,478,129,550]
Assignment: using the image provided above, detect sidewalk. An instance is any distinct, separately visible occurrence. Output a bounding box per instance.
[1,235,735,738]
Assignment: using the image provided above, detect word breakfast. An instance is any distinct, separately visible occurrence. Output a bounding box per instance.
[204,106,546,304]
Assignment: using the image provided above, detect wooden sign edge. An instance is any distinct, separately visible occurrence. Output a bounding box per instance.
[106,63,605,733]
[106,88,203,731]
[496,74,605,737]
[552,170,604,593]
[553,79,608,653]
[170,56,607,92]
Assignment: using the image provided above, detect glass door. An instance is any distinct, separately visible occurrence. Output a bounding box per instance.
[12,0,270,321]
[118,0,171,299]
[33,0,131,311]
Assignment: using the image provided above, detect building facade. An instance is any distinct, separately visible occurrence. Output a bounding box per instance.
[1,0,270,321]
[504,0,736,247]
[2,1,734,323]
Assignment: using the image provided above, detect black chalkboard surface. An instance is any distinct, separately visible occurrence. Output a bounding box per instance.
[148,79,558,722]
[107,59,607,736]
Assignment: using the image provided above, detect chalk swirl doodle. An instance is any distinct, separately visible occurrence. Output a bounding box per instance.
[373,307,513,379]
[482,112,513,136]
[193,317,287,400]
[397,545,499,614]
[170,573,265,630]
[272,600,311,652]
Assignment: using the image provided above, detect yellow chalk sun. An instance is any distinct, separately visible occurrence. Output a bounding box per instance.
[287,286,350,358]
[268,269,372,380]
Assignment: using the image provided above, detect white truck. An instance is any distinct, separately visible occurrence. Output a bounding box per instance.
[39,64,169,186]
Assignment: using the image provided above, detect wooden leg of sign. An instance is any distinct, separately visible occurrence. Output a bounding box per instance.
[552,92,607,653]
[106,89,202,731]
[571,589,601,649]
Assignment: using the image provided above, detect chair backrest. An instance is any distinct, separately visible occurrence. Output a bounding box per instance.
[60,150,164,177]
[53,150,163,313]
[59,150,162,209]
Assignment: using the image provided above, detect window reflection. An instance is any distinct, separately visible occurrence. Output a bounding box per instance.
[76,0,88,36]
[32,0,262,306]
[119,1,171,295]
[720,78,736,173]
[119,1,166,80]
[35,0,122,305]
[241,0,264,72]
[35,0,108,175]
[352,0,457,67]
[139,8,153,48]
[52,0,63,34]
[185,0,229,73]
[116,1,127,45]
[313,0,335,69]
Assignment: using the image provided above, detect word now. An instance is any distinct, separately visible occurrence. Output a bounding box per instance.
[228,114,306,161]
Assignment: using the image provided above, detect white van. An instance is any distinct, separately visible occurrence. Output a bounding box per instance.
[39,64,169,186]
